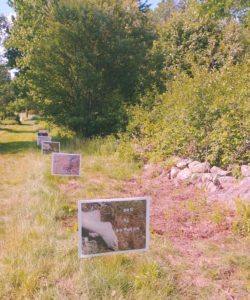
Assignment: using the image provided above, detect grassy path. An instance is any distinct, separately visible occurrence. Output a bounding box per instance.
[0,122,249,299]
[0,123,177,299]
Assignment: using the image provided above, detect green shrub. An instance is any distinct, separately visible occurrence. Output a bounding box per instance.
[122,62,250,167]
[233,200,250,237]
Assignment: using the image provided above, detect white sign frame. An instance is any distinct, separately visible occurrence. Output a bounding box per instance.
[78,197,150,258]
[51,152,81,176]
[41,141,60,155]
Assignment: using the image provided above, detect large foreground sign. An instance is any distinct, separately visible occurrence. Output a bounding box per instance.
[52,153,81,176]
[78,197,150,258]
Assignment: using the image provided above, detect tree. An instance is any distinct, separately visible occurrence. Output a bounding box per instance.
[199,0,250,22]
[0,15,10,64]
[152,0,176,24]
[151,0,249,91]
[7,0,154,136]
[0,65,15,119]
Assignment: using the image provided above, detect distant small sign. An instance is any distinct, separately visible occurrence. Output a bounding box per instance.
[37,135,51,146]
[38,130,49,136]
[78,197,150,258]
[42,141,60,155]
[52,153,81,176]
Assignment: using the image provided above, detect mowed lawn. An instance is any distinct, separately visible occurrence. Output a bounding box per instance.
[0,122,249,300]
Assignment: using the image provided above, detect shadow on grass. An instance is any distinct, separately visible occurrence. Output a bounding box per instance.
[0,141,37,154]
[0,128,36,134]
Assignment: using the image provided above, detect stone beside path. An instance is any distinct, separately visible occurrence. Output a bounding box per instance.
[170,159,250,208]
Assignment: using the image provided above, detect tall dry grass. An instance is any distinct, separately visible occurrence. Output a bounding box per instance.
[0,122,178,299]
[1,122,249,299]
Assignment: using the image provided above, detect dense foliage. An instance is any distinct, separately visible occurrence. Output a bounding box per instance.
[123,63,250,166]
[118,0,250,166]
[6,0,154,136]
[151,2,248,90]
[2,0,250,165]
[0,64,15,120]
[0,15,18,120]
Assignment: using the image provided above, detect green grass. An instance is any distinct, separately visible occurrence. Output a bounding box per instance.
[0,122,37,154]
[0,122,179,300]
[0,122,250,299]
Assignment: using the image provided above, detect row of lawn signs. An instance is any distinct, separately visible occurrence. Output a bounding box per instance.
[37,129,150,258]
[37,129,51,146]
[37,129,81,176]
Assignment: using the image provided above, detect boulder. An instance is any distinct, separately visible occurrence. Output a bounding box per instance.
[188,161,200,169]
[201,173,213,183]
[176,168,192,181]
[189,161,210,173]
[207,177,250,209]
[205,181,218,193]
[190,173,202,184]
[170,167,180,179]
[237,177,250,201]
[212,175,222,187]
[218,176,237,189]
[210,166,231,177]
[176,158,192,170]
[241,165,250,177]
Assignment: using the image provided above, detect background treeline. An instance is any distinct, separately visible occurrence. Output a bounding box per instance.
[1,0,250,166]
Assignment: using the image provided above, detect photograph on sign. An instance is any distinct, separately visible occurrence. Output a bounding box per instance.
[37,135,51,146]
[42,141,60,155]
[78,197,150,258]
[38,129,49,136]
[52,153,81,176]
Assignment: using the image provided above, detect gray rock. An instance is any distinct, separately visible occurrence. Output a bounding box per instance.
[190,173,202,184]
[206,181,218,193]
[189,161,210,173]
[201,173,213,183]
[218,176,237,189]
[170,167,180,179]
[176,158,192,170]
[188,161,200,169]
[200,172,222,186]
[210,166,231,176]
[212,175,222,187]
[207,177,250,209]
[241,165,250,177]
[239,176,250,187]
[176,168,192,181]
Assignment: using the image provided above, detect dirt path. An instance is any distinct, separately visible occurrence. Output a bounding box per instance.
[121,165,250,299]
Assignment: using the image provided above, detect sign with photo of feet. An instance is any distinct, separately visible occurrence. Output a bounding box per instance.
[78,197,150,258]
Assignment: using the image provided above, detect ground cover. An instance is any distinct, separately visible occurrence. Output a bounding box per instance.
[0,122,249,299]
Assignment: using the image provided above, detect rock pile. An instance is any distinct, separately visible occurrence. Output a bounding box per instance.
[170,159,250,207]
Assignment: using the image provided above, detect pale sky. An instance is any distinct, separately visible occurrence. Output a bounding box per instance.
[0,0,162,15]
[0,0,13,15]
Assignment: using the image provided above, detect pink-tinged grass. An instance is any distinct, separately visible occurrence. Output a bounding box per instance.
[0,122,249,299]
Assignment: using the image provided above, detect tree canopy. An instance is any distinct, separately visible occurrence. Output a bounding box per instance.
[3,0,250,153]
[6,0,154,136]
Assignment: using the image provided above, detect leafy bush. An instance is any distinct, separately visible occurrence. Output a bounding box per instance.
[122,62,250,166]
[151,1,248,91]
